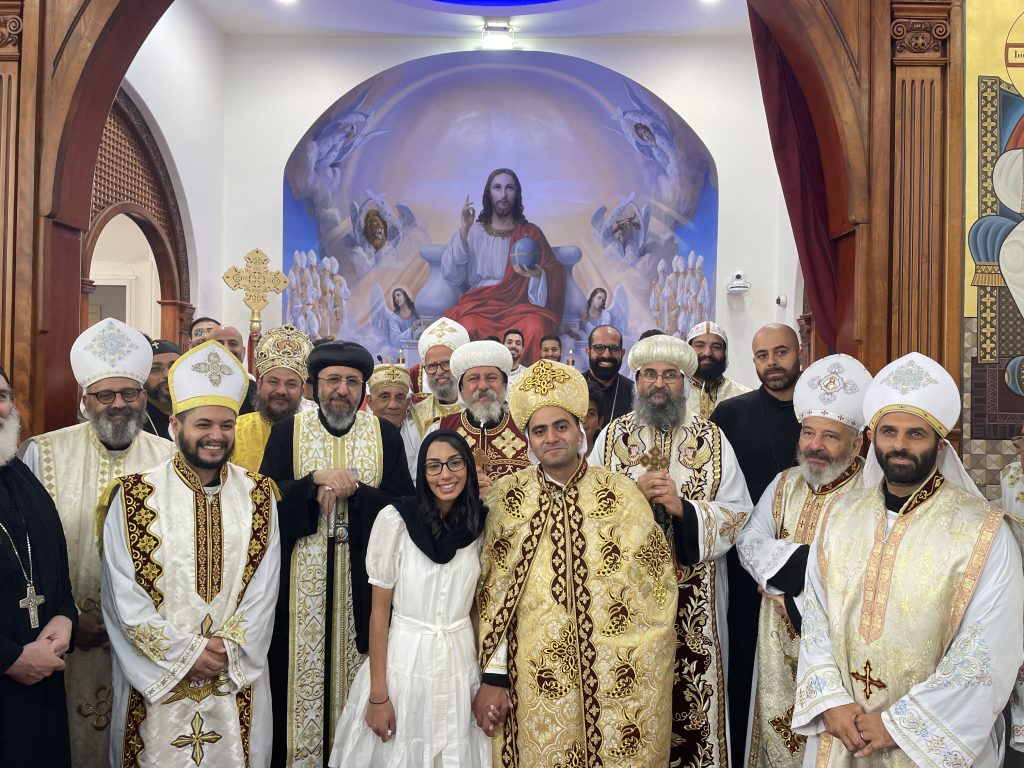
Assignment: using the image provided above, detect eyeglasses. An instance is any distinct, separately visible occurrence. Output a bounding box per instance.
[318,375,364,390]
[424,456,467,475]
[589,343,623,355]
[86,388,143,404]
[424,361,451,374]
[1012,435,1023,448]
[192,327,213,339]
[638,368,683,383]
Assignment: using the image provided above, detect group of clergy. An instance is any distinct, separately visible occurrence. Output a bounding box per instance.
[0,308,1022,768]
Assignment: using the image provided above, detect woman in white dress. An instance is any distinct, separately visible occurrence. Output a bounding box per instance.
[329,430,492,768]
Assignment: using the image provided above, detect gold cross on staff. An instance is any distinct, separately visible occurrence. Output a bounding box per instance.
[851,660,887,701]
[639,445,670,472]
[222,248,288,336]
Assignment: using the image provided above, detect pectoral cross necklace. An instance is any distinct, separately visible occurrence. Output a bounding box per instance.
[0,513,44,629]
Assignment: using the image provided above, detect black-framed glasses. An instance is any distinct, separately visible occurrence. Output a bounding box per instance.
[424,456,467,475]
[424,361,452,374]
[86,388,143,404]
[318,375,364,390]
[1012,435,1023,449]
[589,343,623,354]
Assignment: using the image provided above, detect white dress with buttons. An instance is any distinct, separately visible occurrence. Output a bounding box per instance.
[329,505,491,768]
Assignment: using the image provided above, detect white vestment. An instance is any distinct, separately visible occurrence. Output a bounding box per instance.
[1000,461,1024,753]
[21,423,174,767]
[793,476,1023,768]
[441,222,546,304]
[102,455,281,768]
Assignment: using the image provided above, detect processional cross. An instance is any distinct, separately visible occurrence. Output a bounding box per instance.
[222,249,288,369]
[850,660,887,701]
[19,583,45,629]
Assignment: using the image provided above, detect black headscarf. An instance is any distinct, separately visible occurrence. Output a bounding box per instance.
[391,430,485,564]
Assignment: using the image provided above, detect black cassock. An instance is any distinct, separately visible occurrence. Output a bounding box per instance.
[259,410,414,768]
[0,457,78,768]
[711,385,800,765]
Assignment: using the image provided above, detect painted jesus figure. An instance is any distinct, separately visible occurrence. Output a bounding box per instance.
[441,168,565,365]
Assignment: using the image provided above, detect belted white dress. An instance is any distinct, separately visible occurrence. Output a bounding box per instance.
[329,505,491,767]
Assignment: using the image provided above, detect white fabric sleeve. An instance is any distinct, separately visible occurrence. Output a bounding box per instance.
[527,270,548,307]
[588,425,608,468]
[221,496,282,693]
[365,506,404,589]
[736,473,806,593]
[792,530,855,735]
[880,524,1024,766]
[441,227,472,286]
[101,488,208,705]
[19,439,40,476]
[685,431,753,561]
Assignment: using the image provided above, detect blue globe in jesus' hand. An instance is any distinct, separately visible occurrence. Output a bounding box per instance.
[510,237,540,272]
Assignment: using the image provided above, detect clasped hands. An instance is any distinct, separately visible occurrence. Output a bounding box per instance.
[472,683,512,736]
[188,636,228,682]
[823,702,895,757]
[5,615,72,685]
[635,471,684,517]
[313,469,360,517]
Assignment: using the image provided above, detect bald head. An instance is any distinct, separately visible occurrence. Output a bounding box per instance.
[212,325,246,362]
[752,324,800,399]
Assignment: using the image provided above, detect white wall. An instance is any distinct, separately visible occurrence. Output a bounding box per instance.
[123,0,226,325]
[128,2,799,386]
[89,215,161,337]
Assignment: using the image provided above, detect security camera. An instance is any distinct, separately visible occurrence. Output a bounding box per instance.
[727,270,751,295]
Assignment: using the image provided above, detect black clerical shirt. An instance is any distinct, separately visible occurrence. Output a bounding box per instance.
[583,370,634,426]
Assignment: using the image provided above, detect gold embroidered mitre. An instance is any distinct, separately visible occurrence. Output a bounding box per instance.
[169,340,248,414]
[253,324,313,381]
[508,359,588,430]
[367,364,411,394]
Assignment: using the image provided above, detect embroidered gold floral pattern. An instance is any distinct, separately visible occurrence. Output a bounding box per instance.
[635,530,672,608]
[170,711,222,765]
[218,612,249,645]
[881,359,937,394]
[120,687,148,767]
[77,684,113,731]
[118,473,163,607]
[190,348,235,387]
[126,622,171,661]
[84,321,140,366]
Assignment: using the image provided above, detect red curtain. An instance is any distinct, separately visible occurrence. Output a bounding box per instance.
[748,7,838,349]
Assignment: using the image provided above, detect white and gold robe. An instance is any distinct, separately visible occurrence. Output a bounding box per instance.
[101,455,280,768]
[409,393,461,438]
[478,461,677,767]
[21,422,174,768]
[794,473,1024,767]
[686,375,751,422]
[592,411,752,768]
[735,460,864,768]
[1000,461,1024,753]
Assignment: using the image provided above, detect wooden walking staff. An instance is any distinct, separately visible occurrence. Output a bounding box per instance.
[222,248,288,372]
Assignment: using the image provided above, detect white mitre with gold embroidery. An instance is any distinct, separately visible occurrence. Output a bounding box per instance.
[862,351,982,497]
[70,318,152,388]
[417,316,470,358]
[168,340,248,414]
[685,320,728,346]
[794,353,872,430]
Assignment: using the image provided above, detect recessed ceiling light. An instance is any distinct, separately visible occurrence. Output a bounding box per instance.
[275,0,298,5]
[481,18,515,50]
[699,0,721,4]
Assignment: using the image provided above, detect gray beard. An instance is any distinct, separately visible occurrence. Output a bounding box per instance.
[90,408,145,449]
[0,406,20,467]
[632,388,687,433]
[321,401,357,432]
[797,452,854,489]
[467,393,504,426]
[429,376,458,404]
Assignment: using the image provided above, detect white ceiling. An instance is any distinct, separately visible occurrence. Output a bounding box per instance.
[192,0,750,38]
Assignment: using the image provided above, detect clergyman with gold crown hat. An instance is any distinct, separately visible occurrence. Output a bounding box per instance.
[233,324,313,474]
[21,318,175,768]
[792,351,1024,767]
[101,339,281,767]
[736,353,871,768]
[591,332,751,768]
[474,358,677,767]
[364,362,419,477]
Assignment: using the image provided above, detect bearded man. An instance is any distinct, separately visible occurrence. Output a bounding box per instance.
[233,325,313,473]
[408,316,469,436]
[21,319,174,767]
[591,333,751,768]
[736,354,872,768]
[142,338,181,438]
[258,341,414,767]
[102,340,280,767]
[0,366,78,768]
[437,340,530,495]
[793,352,1024,767]
[685,320,751,421]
